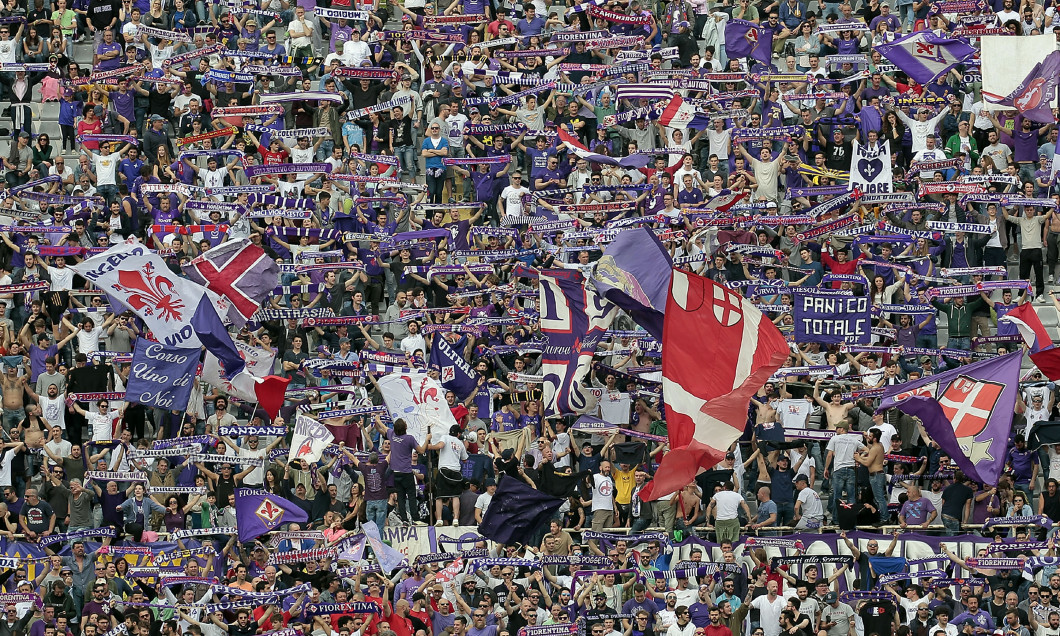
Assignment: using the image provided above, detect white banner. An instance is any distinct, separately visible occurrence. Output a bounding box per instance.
[70,239,217,349]
[289,415,334,463]
[848,140,893,194]
[982,34,1056,112]
[378,371,458,445]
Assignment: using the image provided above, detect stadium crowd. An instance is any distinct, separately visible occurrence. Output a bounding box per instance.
[0,2,1059,636]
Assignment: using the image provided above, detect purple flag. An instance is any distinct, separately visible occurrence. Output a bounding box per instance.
[879,351,1021,485]
[190,301,246,379]
[181,239,280,329]
[234,488,309,542]
[363,521,407,573]
[724,19,774,66]
[984,51,1060,124]
[590,227,672,341]
[875,31,976,85]
[125,339,199,410]
[428,334,478,400]
[539,269,618,416]
[478,475,565,545]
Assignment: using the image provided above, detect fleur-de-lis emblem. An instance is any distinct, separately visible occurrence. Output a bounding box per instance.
[115,263,185,323]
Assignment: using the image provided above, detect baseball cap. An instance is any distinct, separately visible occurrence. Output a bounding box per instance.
[150,114,164,121]
[824,592,837,603]
[794,474,809,484]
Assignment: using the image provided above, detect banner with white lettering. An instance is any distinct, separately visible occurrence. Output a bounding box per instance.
[793,293,871,344]
[849,140,893,194]
[125,339,199,410]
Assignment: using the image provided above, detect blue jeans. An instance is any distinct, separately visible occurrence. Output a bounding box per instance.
[316,140,334,162]
[366,499,387,530]
[831,467,856,519]
[942,514,961,536]
[869,472,889,524]
[97,184,118,206]
[947,336,971,352]
[396,144,416,179]
[775,501,795,526]
[2,407,24,432]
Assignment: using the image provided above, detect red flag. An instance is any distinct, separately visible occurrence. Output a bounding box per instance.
[999,303,1060,380]
[638,269,789,501]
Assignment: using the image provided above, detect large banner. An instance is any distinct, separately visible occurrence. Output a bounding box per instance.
[539,270,618,416]
[982,34,1056,112]
[125,339,199,410]
[849,140,893,194]
[793,293,871,344]
[378,371,458,444]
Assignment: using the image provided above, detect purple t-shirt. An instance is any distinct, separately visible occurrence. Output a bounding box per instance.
[388,429,417,473]
[899,497,936,525]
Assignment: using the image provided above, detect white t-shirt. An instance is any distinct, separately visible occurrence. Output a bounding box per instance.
[88,409,117,442]
[239,446,267,485]
[47,266,74,291]
[711,489,744,521]
[202,167,227,190]
[499,185,529,217]
[75,325,104,355]
[40,396,66,432]
[751,595,786,636]
[797,486,824,519]
[778,398,813,430]
[591,473,615,511]
[475,491,493,513]
[94,152,121,186]
[437,433,468,471]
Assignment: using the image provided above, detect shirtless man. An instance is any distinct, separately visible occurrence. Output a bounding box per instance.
[855,427,888,525]
[1048,205,1060,283]
[1,364,26,433]
[813,378,855,430]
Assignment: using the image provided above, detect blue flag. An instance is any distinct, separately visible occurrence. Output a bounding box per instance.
[125,339,199,411]
[724,19,773,66]
[879,352,1021,485]
[428,334,478,400]
[234,488,309,542]
[190,300,246,379]
[478,475,565,546]
[590,227,672,341]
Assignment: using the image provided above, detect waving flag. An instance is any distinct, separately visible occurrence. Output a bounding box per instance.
[614,83,675,102]
[234,488,309,542]
[875,31,976,84]
[556,128,653,169]
[983,51,1060,123]
[478,475,565,545]
[183,239,280,328]
[72,238,246,379]
[724,19,773,66]
[590,227,672,341]
[201,344,290,418]
[363,521,407,573]
[657,95,699,129]
[378,370,458,444]
[428,334,478,400]
[638,270,788,501]
[539,269,619,416]
[1001,303,1060,380]
[879,352,1022,485]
